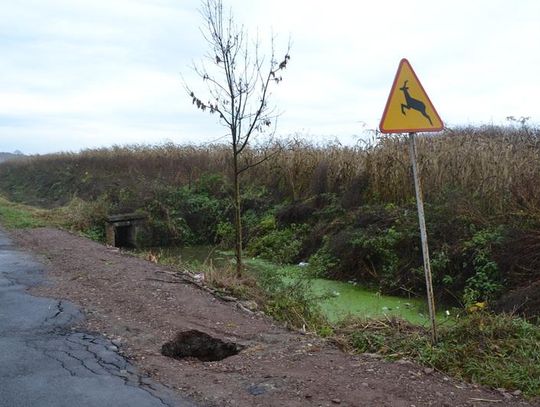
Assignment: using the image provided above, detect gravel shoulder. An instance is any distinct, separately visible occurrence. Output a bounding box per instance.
[9,227,537,407]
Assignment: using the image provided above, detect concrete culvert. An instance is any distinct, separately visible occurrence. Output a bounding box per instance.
[161,330,244,362]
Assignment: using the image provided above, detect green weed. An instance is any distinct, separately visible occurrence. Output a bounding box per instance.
[0,196,52,228]
[247,223,307,264]
[338,312,540,398]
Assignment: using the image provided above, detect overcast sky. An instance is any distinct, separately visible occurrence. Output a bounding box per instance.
[1,0,539,154]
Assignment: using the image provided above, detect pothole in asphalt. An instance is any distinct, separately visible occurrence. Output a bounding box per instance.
[161,329,244,362]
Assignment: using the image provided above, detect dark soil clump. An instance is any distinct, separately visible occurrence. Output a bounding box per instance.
[161,330,243,362]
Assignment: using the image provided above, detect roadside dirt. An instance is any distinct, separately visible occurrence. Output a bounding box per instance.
[10,227,537,407]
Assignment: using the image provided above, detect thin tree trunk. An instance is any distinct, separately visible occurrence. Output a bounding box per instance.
[232,150,243,277]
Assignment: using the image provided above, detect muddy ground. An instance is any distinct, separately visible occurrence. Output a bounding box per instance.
[9,227,537,407]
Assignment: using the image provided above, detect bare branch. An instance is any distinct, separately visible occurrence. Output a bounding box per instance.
[185,0,290,276]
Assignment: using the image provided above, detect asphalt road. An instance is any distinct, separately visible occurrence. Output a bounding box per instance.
[0,230,196,407]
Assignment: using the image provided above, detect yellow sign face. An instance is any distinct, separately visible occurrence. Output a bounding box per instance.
[379,59,443,133]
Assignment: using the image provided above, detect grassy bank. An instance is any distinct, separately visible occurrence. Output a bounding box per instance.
[0,196,56,229]
[336,313,540,398]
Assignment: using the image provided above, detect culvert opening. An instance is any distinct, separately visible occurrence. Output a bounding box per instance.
[114,225,133,248]
[161,330,244,362]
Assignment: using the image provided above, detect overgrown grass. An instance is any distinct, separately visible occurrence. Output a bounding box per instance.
[0,196,57,228]
[0,195,107,241]
[2,129,540,306]
[3,127,540,304]
[336,312,540,398]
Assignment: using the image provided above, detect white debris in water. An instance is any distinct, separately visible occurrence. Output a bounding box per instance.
[298,261,309,267]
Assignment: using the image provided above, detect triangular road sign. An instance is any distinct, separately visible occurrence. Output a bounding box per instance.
[379,58,443,133]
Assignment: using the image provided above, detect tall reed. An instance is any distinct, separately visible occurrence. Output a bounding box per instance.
[1,125,539,217]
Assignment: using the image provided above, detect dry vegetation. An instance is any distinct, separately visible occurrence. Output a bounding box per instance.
[0,127,536,210]
[1,125,540,308]
[3,125,540,215]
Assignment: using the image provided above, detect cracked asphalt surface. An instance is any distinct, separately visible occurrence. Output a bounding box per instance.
[0,231,196,407]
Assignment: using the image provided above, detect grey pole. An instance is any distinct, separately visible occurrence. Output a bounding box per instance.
[408,132,437,344]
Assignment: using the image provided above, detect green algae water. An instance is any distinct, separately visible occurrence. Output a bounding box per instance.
[308,279,430,325]
[242,258,436,325]
[146,246,441,326]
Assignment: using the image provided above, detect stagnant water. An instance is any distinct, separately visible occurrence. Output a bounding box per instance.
[141,245,444,325]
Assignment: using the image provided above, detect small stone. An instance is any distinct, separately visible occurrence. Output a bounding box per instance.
[331,399,341,404]
[247,385,266,396]
[241,300,258,311]
[423,367,434,374]
[108,345,118,351]
[361,382,369,387]
[512,390,522,396]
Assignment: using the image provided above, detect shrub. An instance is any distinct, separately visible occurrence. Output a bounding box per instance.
[307,243,340,278]
[216,221,235,247]
[461,227,505,305]
[145,184,228,246]
[247,224,307,264]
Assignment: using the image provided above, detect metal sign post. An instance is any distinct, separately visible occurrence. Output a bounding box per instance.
[408,132,437,344]
[379,58,442,345]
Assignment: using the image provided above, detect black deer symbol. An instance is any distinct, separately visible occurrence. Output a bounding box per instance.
[400,80,433,125]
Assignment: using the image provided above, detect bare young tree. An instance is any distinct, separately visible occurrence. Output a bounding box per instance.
[187,0,290,276]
